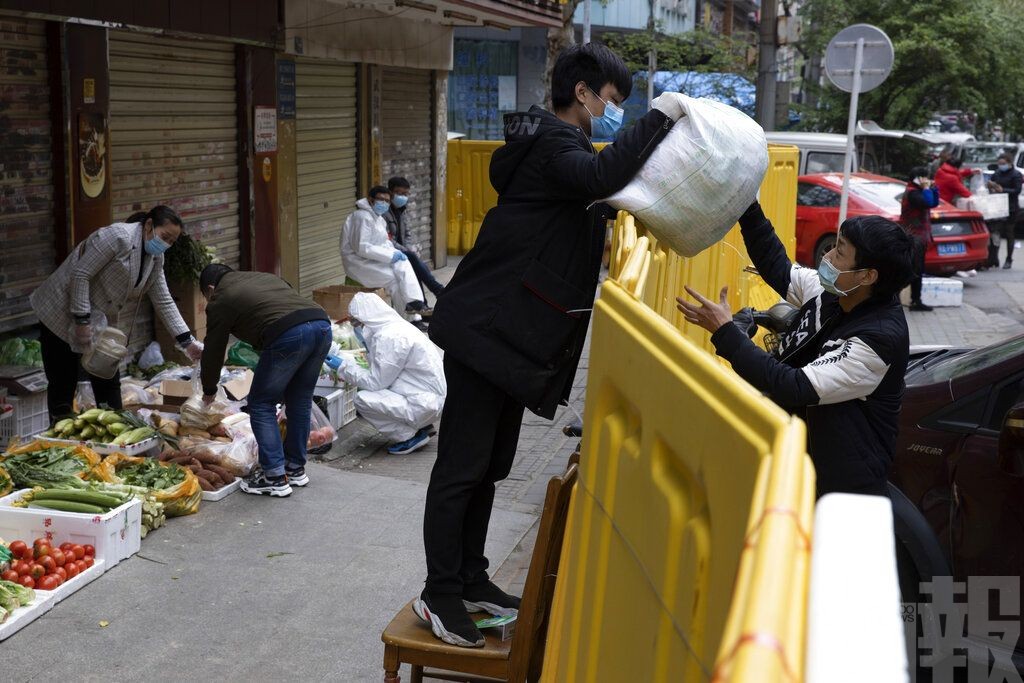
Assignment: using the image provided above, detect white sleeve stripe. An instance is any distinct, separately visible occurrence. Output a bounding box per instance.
[787,265,824,307]
[800,336,890,405]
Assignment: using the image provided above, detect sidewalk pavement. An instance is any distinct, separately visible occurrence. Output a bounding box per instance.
[1,465,536,681]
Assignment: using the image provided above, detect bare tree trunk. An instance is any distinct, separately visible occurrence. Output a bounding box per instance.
[543,0,581,110]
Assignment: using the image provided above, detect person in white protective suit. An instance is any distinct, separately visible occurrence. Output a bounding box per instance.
[339,293,446,455]
[341,186,430,319]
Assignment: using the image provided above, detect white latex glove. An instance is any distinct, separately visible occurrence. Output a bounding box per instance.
[184,341,204,362]
[651,93,685,121]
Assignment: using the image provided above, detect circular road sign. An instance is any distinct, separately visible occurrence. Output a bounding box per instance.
[824,24,894,94]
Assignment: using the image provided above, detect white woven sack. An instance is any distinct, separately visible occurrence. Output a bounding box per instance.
[605,93,769,257]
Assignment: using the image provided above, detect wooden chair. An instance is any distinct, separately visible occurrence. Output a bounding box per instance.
[382,461,579,683]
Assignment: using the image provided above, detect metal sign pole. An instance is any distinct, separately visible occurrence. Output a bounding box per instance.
[838,37,864,226]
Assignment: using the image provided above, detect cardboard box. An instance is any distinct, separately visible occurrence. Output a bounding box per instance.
[160,379,193,405]
[313,285,390,321]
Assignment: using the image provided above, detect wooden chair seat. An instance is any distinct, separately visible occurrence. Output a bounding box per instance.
[382,601,512,681]
[382,458,579,682]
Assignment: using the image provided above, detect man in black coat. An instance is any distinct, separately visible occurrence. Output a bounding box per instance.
[414,43,679,647]
[989,153,1023,269]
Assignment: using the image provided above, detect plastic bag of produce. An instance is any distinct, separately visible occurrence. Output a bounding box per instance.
[604,93,768,257]
[227,341,260,369]
[279,402,336,455]
[331,321,363,350]
[92,453,201,517]
[74,381,96,412]
[138,341,165,370]
[177,414,258,476]
[121,380,158,407]
[180,374,238,430]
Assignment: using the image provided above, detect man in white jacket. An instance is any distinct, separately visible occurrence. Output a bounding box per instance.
[341,186,428,317]
[340,293,446,455]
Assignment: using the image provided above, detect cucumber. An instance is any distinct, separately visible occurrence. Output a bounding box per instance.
[32,489,123,508]
[28,500,107,514]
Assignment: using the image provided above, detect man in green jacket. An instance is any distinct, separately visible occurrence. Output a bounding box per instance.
[199,264,332,497]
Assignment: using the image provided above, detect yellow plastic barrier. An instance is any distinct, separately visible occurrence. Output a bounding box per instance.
[541,280,816,682]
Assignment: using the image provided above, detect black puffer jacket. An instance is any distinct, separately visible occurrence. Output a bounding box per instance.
[711,204,910,496]
[429,105,672,418]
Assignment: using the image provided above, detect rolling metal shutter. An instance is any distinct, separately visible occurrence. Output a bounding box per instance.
[295,58,358,297]
[0,17,56,333]
[382,68,434,264]
[109,32,240,267]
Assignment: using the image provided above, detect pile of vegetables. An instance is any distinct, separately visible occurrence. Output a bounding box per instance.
[0,578,37,622]
[92,454,200,518]
[0,465,11,497]
[1,446,97,490]
[2,538,95,592]
[126,360,179,380]
[42,408,156,447]
[15,487,131,514]
[158,450,237,492]
[115,458,186,490]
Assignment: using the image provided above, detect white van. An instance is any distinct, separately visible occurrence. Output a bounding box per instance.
[766,132,848,175]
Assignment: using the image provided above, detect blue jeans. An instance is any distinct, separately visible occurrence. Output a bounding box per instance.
[247,320,332,478]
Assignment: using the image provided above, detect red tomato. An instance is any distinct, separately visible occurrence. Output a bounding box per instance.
[83,557,94,569]
[64,562,79,578]
[51,549,66,567]
[40,556,56,573]
[1,569,18,582]
[37,575,58,591]
[71,545,85,561]
[54,566,66,580]
[83,545,95,558]
[29,563,44,579]
[8,541,27,559]
[59,543,73,553]
[33,543,51,560]
[18,575,34,589]
[11,560,29,576]
[75,560,87,574]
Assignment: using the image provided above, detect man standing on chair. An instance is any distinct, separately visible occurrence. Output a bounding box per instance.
[341,185,429,318]
[414,42,679,648]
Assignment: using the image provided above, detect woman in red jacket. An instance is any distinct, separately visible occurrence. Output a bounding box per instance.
[934,157,979,204]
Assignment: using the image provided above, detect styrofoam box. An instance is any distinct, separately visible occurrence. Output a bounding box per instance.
[901,278,964,307]
[40,435,161,456]
[201,477,241,502]
[957,194,1009,220]
[44,557,106,604]
[0,392,48,451]
[0,590,55,642]
[0,490,141,569]
[314,384,358,430]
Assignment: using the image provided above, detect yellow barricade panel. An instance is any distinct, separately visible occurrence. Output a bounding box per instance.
[542,281,813,682]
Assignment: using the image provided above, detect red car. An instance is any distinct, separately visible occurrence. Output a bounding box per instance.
[795,172,989,275]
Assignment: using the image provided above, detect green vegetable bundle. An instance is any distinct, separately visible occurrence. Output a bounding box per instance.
[1,447,97,489]
[116,459,186,490]
[42,408,155,446]
[0,579,35,622]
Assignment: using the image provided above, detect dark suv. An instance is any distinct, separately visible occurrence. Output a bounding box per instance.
[890,335,1024,673]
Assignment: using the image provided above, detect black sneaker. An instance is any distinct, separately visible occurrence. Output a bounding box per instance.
[462,581,521,617]
[412,591,485,648]
[1004,261,1013,270]
[909,301,934,312]
[285,467,309,487]
[240,467,292,497]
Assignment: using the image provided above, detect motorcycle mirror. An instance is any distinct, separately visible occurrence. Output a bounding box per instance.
[997,405,1024,477]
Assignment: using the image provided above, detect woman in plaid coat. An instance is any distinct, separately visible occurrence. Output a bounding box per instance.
[30,205,204,417]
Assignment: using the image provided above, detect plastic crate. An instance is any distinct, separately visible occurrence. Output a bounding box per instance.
[0,489,142,570]
[314,384,358,430]
[0,393,48,451]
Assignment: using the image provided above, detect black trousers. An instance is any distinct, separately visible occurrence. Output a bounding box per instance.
[397,243,445,297]
[910,234,927,302]
[39,324,122,419]
[423,355,525,595]
[1000,214,1018,264]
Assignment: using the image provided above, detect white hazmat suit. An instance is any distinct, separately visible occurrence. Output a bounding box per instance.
[340,293,446,443]
[340,198,423,313]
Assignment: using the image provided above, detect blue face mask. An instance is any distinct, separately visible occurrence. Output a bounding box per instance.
[145,235,171,256]
[998,163,1011,172]
[372,200,390,216]
[818,256,864,297]
[584,88,624,139]
[392,195,409,209]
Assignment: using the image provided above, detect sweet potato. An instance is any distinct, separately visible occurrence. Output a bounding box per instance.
[169,455,193,466]
[190,450,222,466]
[198,469,225,487]
[205,464,235,483]
[187,464,203,475]
[197,477,216,492]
